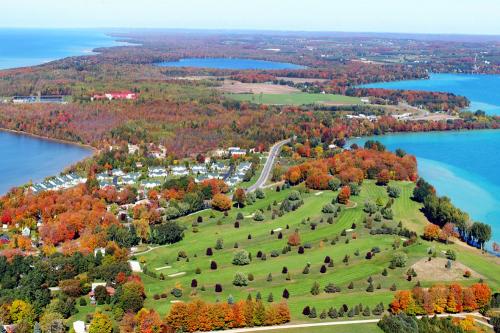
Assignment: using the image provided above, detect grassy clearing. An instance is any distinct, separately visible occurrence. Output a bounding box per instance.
[253,322,383,333]
[134,180,499,321]
[227,93,362,106]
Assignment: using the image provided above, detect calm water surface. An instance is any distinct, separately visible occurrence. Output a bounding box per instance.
[0,131,92,193]
[157,57,305,70]
[361,73,500,115]
[0,29,126,69]
[351,130,500,244]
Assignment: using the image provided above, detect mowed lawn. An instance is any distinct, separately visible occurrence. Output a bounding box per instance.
[135,180,500,320]
[227,93,362,105]
[254,323,383,333]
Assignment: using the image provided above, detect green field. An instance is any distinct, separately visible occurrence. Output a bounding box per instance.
[227,93,362,106]
[133,180,499,322]
[255,323,383,333]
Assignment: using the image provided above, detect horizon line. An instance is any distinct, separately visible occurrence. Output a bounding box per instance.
[0,26,499,37]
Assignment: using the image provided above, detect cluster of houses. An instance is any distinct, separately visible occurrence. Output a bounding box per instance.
[30,173,87,194]
[95,161,252,191]
[10,95,66,104]
[91,91,139,101]
[28,146,253,196]
[345,113,378,121]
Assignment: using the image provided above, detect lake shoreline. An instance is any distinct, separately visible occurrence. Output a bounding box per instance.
[349,129,500,253]
[0,127,97,154]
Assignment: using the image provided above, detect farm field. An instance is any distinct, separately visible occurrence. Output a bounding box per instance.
[226,92,362,105]
[218,80,301,94]
[134,180,499,321]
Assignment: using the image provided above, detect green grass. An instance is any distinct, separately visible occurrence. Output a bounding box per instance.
[128,180,499,323]
[254,323,383,333]
[227,93,362,106]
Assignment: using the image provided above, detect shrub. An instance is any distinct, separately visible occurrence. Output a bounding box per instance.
[324,283,340,293]
[382,208,393,220]
[257,250,263,258]
[387,185,401,198]
[236,212,244,220]
[206,247,213,256]
[215,284,223,292]
[282,289,290,299]
[390,283,397,291]
[288,232,301,246]
[322,203,336,214]
[267,292,274,303]
[195,267,201,274]
[256,189,265,199]
[248,234,252,240]
[278,232,283,239]
[232,250,251,265]
[363,306,371,316]
[320,265,327,273]
[464,270,471,278]
[191,279,198,288]
[328,307,338,319]
[270,250,280,257]
[171,288,182,298]
[446,249,457,261]
[298,246,305,254]
[282,266,288,274]
[302,265,310,274]
[266,273,273,282]
[79,298,87,306]
[309,307,317,318]
[310,281,321,295]
[320,309,327,319]
[382,268,388,276]
[232,272,248,286]
[234,221,240,228]
[253,210,265,221]
[302,306,311,316]
[349,182,361,196]
[215,239,224,250]
[348,282,354,289]
[247,273,254,281]
[210,261,217,270]
[324,256,331,263]
[391,252,408,268]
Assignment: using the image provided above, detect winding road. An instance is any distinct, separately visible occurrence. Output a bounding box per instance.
[247,138,291,193]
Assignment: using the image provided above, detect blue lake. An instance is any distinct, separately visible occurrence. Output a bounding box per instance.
[0,29,126,69]
[157,57,305,70]
[351,130,500,245]
[361,73,500,115]
[0,131,92,193]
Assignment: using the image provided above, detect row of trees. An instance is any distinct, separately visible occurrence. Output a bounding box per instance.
[390,283,491,315]
[414,178,492,249]
[165,299,290,332]
[284,148,417,190]
[378,313,481,333]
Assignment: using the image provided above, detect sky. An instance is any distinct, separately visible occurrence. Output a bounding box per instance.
[2,0,500,35]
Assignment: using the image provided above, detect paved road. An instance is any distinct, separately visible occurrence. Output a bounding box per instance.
[202,312,492,333]
[247,139,291,193]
